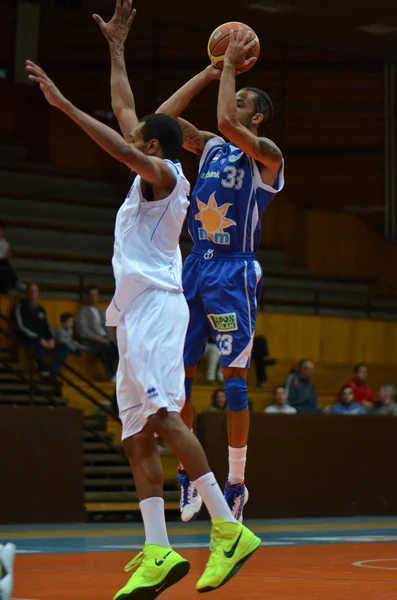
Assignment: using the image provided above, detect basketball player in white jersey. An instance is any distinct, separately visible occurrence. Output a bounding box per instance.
[0,543,15,600]
[26,57,260,599]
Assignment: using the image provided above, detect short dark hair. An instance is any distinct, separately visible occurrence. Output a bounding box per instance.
[85,285,99,296]
[139,114,183,160]
[60,312,73,323]
[244,87,274,136]
[354,363,366,373]
[273,385,285,394]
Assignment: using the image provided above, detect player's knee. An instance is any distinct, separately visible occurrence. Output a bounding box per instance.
[225,377,248,411]
[185,376,193,401]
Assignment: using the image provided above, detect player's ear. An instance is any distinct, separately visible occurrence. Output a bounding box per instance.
[147,138,160,155]
[252,112,264,128]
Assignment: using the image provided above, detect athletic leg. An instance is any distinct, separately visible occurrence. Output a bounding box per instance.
[114,309,189,600]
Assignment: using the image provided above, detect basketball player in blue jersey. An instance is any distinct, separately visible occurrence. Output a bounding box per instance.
[156,29,284,522]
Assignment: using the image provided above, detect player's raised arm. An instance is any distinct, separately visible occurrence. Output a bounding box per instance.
[217,30,283,175]
[93,0,138,141]
[26,61,176,192]
[156,67,219,156]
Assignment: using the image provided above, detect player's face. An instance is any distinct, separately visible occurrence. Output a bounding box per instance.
[236,89,258,131]
[129,124,146,153]
[274,387,286,406]
[341,387,354,404]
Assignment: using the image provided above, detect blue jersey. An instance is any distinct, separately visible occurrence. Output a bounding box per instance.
[188,136,284,253]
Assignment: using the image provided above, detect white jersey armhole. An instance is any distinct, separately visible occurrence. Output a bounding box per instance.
[198,136,225,172]
[252,158,285,193]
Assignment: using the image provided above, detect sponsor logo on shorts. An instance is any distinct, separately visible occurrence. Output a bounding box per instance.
[147,387,159,400]
[208,312,238,332]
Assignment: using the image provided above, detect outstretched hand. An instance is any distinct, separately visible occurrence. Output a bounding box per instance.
[25,60,67,109]
[224,29,258,70]
[93,0,136,46]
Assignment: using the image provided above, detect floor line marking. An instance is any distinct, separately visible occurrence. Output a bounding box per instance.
[353,558,397,571]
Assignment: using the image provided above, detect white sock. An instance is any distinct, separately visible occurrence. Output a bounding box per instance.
[193,472,236,522]
[228,446,247,484]
[139,497,170,547]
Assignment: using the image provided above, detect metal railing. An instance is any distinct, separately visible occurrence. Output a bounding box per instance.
[0,313,126,459]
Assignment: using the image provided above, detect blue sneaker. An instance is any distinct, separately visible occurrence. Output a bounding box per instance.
[178,467,203,523]
[224,481,249,522]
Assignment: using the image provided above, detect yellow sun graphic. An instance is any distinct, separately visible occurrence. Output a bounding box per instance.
[195,193,236,242]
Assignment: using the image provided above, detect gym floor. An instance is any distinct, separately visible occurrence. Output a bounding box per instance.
[2,517,397,599]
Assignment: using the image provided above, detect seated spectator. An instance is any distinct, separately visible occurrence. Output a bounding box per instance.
[265,385,296,414]
[348,363,375,409]
[55,313,88,354]
[331,385,366,415]
[203,337,223,384]
[0,221,25,294]
[205,389,227,413]
[76,285,118,382]
[252,335,277,387]
[372,385,397,416]
[13,283,69,378]
[285,359,318,413]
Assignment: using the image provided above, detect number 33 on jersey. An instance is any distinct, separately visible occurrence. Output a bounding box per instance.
[188,136,285,253]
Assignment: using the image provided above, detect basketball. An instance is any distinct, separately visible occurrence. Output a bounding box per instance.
[207,21,260,73]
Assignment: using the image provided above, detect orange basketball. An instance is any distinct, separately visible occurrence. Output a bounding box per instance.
[207,21,260,73]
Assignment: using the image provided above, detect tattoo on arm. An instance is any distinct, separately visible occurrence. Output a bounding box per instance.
[180,121,204,153]
[255,137,283,163]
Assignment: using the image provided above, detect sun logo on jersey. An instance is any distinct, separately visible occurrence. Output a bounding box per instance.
[195,192,236,245]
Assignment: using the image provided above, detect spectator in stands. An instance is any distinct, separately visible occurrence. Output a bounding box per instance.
[285,359,318,413]
[205,389,227,413]
[203,337,223,383]
[348,363,375,409]
[252,335,277,387]
[76,285,118,382]
[331,385,366,415]
[0,221,25,294]
[13,283,69,378]
[372,385,397,416]
[265,385,296,414]
[55,312,88,354]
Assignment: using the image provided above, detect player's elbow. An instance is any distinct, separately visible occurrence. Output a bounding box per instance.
[217,116,238,136]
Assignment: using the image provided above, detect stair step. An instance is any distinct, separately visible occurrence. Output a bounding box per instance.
[84,442,118,452]
[83,431,113,442]
[85,500,180,512]
[83,415,107,430]
[0,395,66,405]
[84,465,132,476]
[0,372,20,382]
[0,382,58,393]
[85,490,179,502]
[84,453,128,464]
[84,478,133,488]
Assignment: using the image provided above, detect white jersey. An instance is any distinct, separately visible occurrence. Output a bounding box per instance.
[106,159,190,326]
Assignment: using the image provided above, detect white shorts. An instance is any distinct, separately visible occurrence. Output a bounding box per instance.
[116,288,189,440]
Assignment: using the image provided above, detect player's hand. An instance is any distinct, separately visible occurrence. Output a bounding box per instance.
[25,60,68,109]
[204,64,222,80]
[93,0,136,46]
[224,29,257,70]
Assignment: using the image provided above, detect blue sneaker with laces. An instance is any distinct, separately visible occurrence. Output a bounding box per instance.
[178,466,203,523]
[224,481,249,522]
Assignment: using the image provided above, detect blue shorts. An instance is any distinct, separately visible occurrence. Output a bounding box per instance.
[183,248,263,368]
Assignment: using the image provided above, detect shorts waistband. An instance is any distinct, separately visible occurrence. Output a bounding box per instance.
[191,248,255,261]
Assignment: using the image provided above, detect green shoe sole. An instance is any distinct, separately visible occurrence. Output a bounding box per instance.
[197,537,261,594]
[116,560,190,600]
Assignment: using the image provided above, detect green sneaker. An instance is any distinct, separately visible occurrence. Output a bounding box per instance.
[114,542,190,600]
[196,518,261,593]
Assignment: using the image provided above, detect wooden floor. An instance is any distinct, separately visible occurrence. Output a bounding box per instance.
[4,518,397,600]
[12,543,397,600]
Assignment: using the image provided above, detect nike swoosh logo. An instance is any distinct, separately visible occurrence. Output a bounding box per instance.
[155,581,167,593]
[155,550,172,566]
[223,530,243,558]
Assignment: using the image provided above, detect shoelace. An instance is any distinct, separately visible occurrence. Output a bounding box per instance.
[178,470,193,507]
[225,485,244,520]
[124,552,144,573]
[205,524,235,568]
